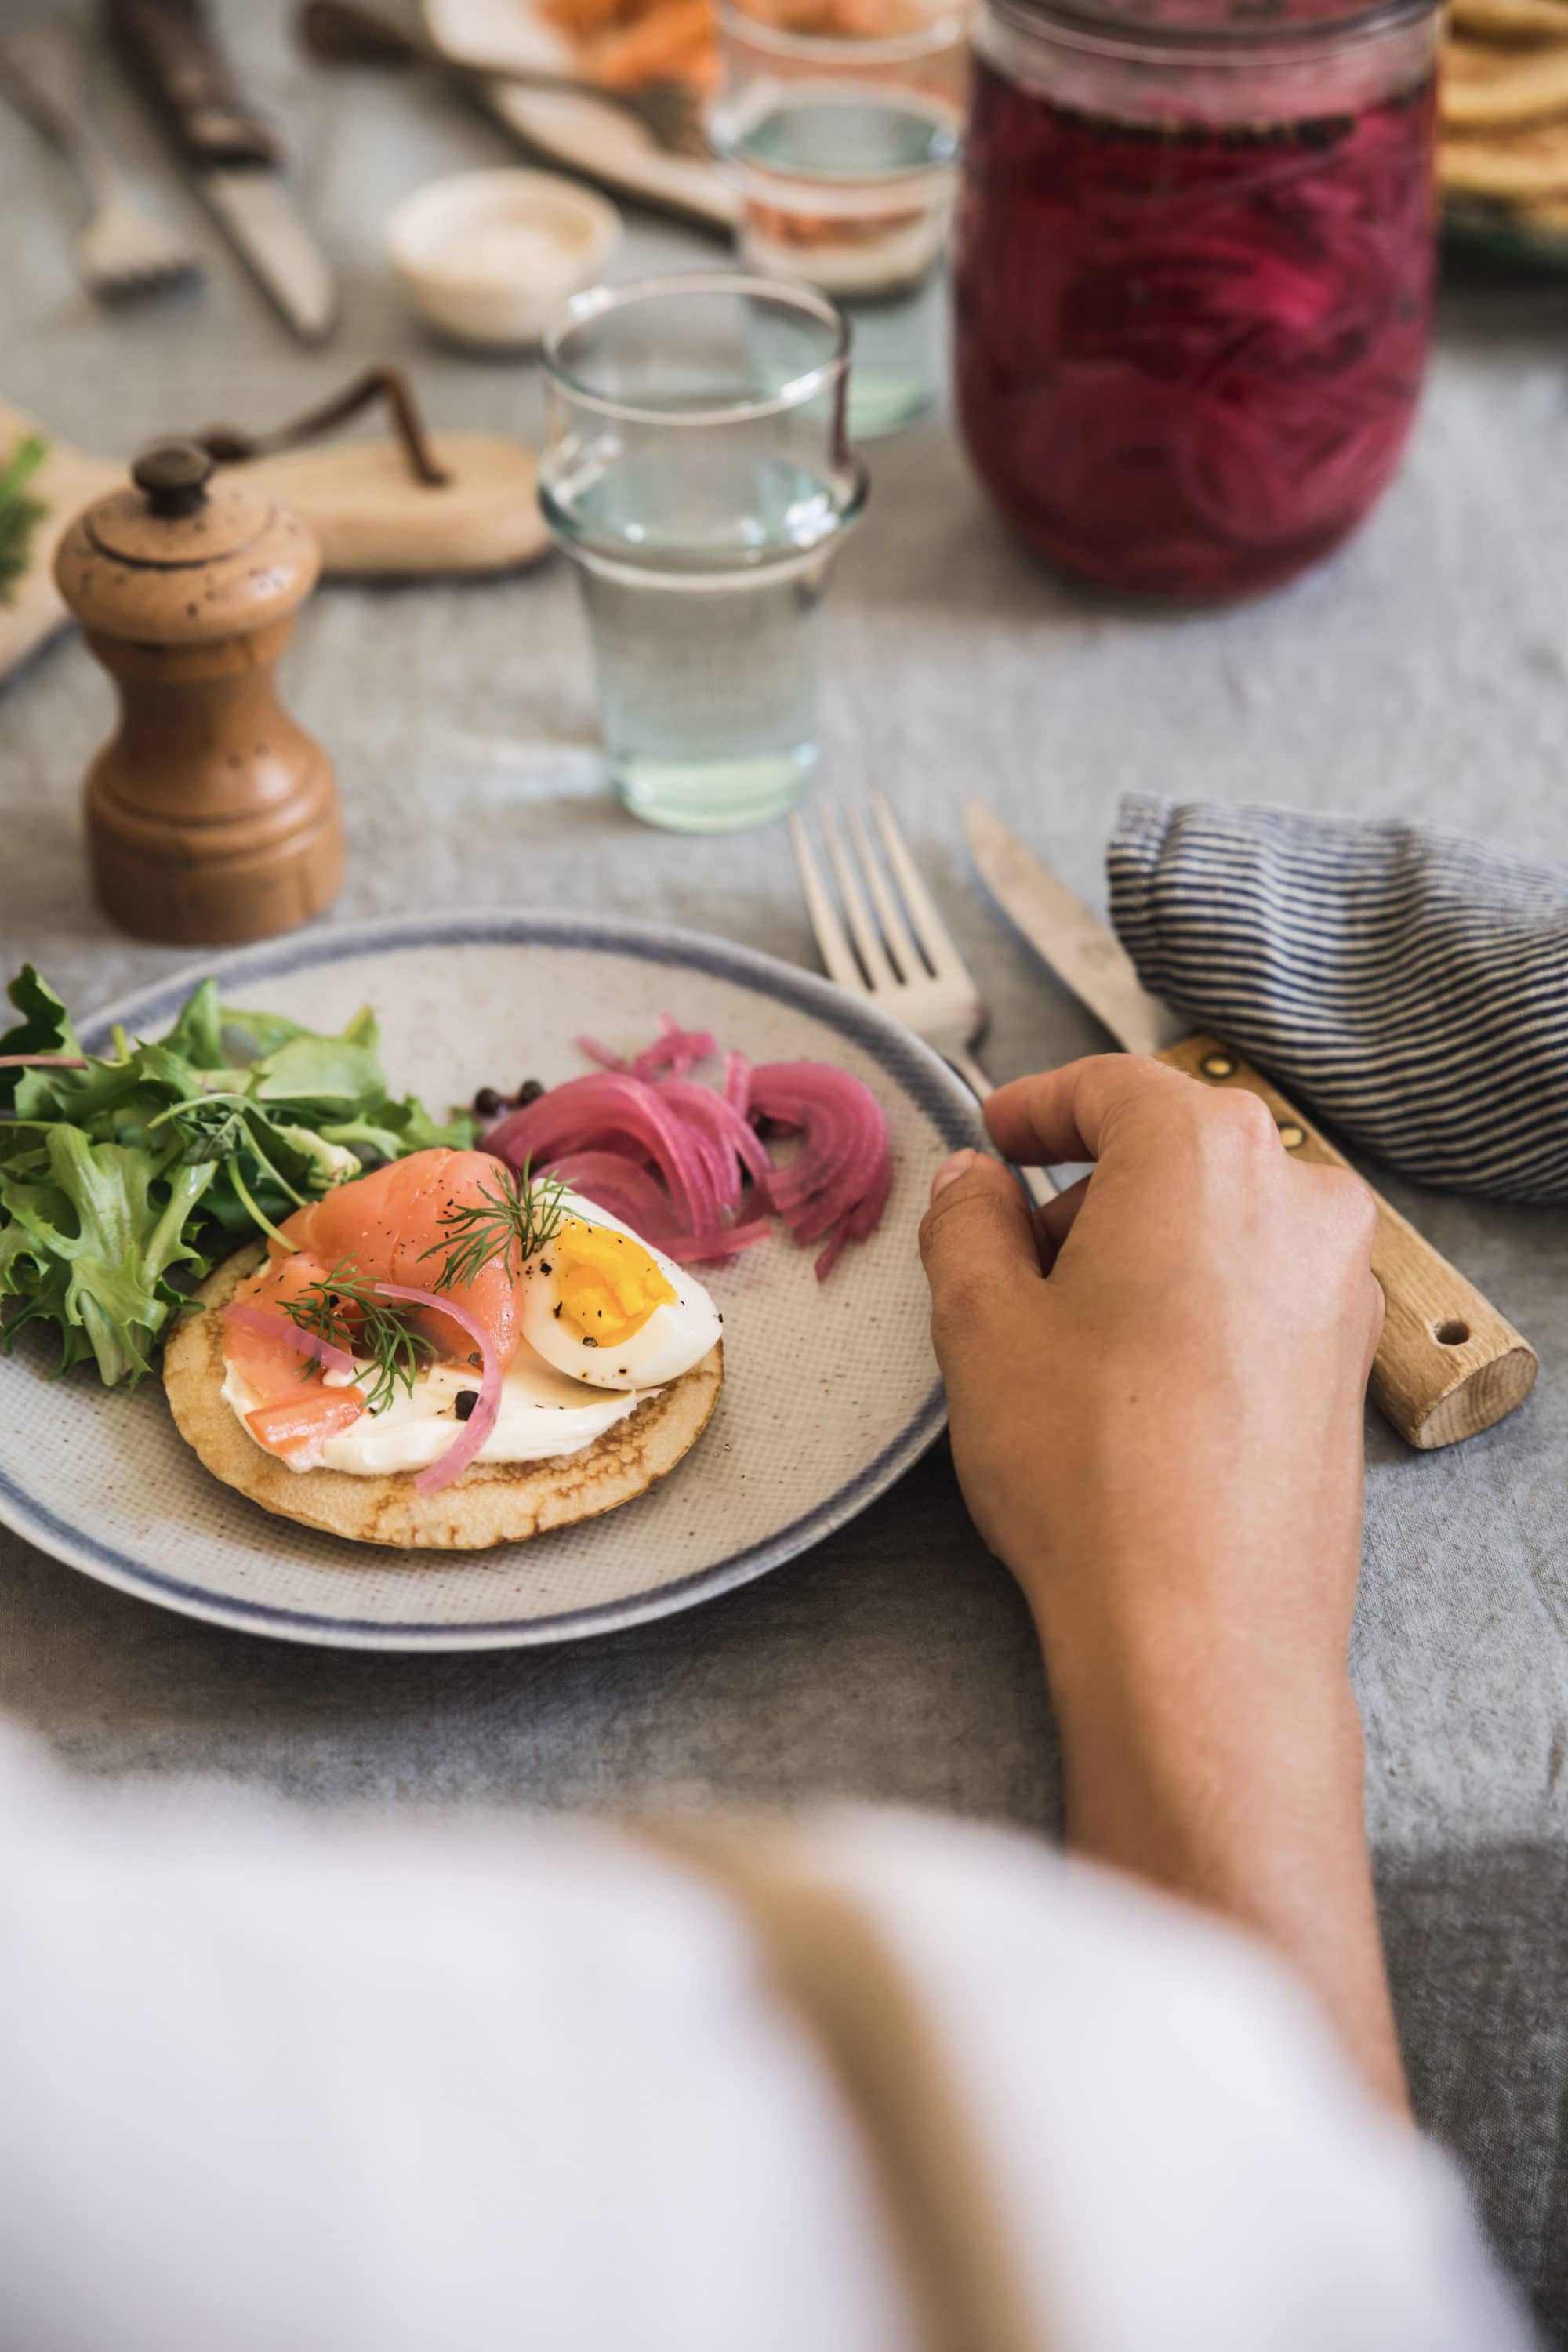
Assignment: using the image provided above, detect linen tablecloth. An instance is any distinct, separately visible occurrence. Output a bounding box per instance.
[2,3,1567,2333]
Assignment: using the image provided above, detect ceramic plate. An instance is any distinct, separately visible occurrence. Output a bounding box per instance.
[426,0,737,231]
[0,913,981,1650]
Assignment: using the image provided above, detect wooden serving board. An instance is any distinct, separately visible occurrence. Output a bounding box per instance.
[234,434,549,579]
[0,401,550,688]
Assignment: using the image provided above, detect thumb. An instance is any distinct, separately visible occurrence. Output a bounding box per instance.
[918,1150,1044,1377]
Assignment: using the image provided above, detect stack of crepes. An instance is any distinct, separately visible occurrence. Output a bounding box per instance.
[1443,0,1568,244]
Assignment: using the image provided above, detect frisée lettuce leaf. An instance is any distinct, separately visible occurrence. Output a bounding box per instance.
[0,967,475,1388]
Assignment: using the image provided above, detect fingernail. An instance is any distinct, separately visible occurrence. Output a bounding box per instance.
[931,1149,976,1201]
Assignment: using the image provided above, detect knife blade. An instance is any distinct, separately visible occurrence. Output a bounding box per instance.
[965,800,1187,1056]
[201,168,337,343]
[105,0,338,344]
[963,800,1537,1452]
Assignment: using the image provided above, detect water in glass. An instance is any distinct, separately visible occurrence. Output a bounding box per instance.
[557,452,851,832]
[541,275,864,833]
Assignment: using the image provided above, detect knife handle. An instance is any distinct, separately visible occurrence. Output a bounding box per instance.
[104,0,279,168]
[1158,1033,1537,1451]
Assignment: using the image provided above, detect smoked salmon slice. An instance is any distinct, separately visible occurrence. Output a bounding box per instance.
[274,1149,520,1366]
[224,1251,366,1468]
[224,1149,522,1467]
[245,1389,366,1472]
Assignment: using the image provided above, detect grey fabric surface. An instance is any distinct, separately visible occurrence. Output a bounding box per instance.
[2,1,1568,2335]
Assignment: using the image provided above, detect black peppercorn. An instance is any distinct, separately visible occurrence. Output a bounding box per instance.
[473,1086,504,1119]
[516,1078,546,1107]
[453,1388,479,1421]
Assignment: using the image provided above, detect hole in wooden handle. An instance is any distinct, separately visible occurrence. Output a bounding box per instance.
[1433,1319,1471,1348]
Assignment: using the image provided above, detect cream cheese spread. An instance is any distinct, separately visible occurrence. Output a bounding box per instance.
[222,1349,653,1478]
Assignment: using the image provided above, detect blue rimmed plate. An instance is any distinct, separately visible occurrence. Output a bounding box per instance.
[0,913,982,1650]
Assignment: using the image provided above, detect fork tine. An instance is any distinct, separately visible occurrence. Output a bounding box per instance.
[822,804,897,992]
[869,793,968,980]
[847,803,924,981]
[788,812,862,992]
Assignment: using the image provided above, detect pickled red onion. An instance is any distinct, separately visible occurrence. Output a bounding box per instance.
[632,1015,717,1082]
[657,1080,772,1198]
[659,1220,771,1262]
[543,1152,673,1236]
[223,1301,357,1379]
[492,1034,891,1277]
[747,1062,892,1279]
[542,1152,770,1265]
[488,1074,720,1232]
[372,1281,500,1497]
[575,1016,717,1083]
[573,1036,629,1073]
[953,64,1437,599]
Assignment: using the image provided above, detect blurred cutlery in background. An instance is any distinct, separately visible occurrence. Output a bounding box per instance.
[0,24,202,303]
[103,0,338,343]
[297,0,712,158]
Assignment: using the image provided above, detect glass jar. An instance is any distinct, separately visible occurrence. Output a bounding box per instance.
[952,0,1440,599]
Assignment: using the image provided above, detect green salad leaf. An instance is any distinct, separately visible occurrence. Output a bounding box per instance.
[0,964,475,1387]
[0,434,48,608]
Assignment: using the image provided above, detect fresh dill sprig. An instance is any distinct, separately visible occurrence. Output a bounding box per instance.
[279,1261,438,1415]
[418,1160,568,1294]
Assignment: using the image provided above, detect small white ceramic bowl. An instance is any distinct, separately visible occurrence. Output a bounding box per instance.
[387,169,623,350]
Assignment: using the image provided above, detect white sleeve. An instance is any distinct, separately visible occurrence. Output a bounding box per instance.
[800,1809,1537,2352]
[0,1734,1533,2352]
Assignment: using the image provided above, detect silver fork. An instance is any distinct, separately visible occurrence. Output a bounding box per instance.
[789,797,1055,1205]
[0,27,202,304]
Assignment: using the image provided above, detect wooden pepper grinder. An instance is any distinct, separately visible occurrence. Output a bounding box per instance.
[53,440,343,945]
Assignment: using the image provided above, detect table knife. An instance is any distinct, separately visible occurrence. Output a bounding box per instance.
[104,0,337,344]
[964,800,1537,1452]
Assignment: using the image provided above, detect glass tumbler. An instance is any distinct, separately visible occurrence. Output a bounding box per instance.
[710,0,969,439]
[539,274,868,833]
[953,0,1441,599]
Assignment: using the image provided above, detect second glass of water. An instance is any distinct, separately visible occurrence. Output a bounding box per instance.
[539,274,867,834]
[710,0,967,440]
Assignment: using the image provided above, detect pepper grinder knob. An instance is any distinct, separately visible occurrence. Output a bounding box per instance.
[132,441,216,519]
[53,449,343,946]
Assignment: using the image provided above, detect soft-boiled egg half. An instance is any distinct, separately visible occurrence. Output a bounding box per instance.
[519,1198,722,1389]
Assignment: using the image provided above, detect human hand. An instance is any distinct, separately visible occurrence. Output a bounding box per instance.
[920,1053,1382,1697]
[918,1055,1403,2105]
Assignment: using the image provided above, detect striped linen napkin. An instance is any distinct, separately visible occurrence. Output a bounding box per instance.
[1108,796,1568,1207]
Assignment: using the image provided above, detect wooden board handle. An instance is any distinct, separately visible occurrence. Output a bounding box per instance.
[1157,1034,1537,1451]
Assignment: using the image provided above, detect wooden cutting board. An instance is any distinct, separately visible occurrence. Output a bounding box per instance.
[0,400,550,688]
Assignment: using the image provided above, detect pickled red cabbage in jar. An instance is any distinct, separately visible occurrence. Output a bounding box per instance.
[953,0,1439,599]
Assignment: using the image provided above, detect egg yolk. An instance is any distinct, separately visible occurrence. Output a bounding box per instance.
[551,1219,677,1348]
